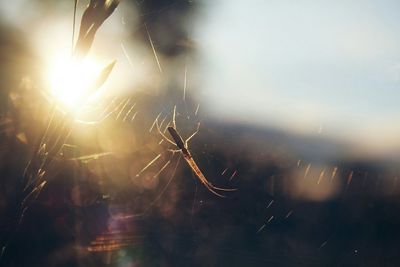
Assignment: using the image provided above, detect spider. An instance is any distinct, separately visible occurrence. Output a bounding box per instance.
[156,107,236,197]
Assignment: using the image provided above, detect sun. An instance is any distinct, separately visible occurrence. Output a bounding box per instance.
[48,56,103,110]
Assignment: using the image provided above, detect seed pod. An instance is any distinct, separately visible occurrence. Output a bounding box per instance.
[75,0,120,59]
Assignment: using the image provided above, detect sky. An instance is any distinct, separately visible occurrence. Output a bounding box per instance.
[194,0,400,152]
[1,0,400,154]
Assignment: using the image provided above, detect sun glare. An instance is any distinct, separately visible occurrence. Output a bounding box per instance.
[48,56,103,110]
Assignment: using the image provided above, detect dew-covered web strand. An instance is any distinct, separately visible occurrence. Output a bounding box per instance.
[120,42,134,68]
[136,154,162,177]
[123,102,136,122]
[145,23,163,74]
[132,154,182,217]
[116,98,132,121]
[153,160,171,178]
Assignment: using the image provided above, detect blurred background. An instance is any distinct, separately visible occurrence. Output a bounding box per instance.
[1,0,400,266]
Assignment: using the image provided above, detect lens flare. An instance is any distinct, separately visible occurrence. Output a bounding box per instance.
[48,56,103,110]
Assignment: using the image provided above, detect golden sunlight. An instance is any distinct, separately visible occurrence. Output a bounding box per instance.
[48,56,103,110]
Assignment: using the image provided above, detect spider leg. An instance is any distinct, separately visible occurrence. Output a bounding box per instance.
[158,114,169,129]
[149,112,162,132]
[183,154,236,197]
[185,122,200,147]
[163,121,171,133]
[167,149,181,154]
[156,119,176,146]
